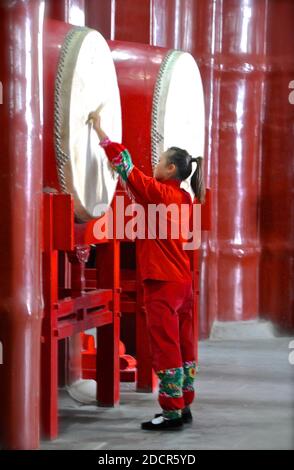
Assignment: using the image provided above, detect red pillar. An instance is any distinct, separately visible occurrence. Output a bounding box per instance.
[114,0,151,43]
[202,0,265,324]
[150,0,199,56]
[260,0,294,331]
[85,0,113,39]
[85,0,151,43]
[45,0,85,25]
[0,0,44,450]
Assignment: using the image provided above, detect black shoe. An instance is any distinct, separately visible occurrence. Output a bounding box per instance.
[154,408,193,424]
[141,415,183,431]
[182,408,193,423]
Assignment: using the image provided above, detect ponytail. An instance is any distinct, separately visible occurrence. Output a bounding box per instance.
[191,157,205,203]
[167,147,206,203]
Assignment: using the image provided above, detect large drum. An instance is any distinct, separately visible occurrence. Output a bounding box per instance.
[43,20,122,222]
[108,41,205,195]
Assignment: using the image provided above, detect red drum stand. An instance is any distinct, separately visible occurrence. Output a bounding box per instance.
[41,193,120,439]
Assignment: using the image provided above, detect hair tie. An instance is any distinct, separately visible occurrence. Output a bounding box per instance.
[191,156,203,163]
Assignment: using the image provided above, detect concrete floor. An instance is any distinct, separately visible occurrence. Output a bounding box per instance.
[41,337,294,450]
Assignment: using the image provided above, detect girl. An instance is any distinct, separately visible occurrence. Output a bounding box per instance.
[88,110,205,431]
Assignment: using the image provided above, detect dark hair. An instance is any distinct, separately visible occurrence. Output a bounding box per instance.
[167,147,205,203]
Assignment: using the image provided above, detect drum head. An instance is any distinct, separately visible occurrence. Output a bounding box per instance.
[151,51,205,196]
[54,27,122,222]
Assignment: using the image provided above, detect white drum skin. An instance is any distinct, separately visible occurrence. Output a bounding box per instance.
[44,19,122,222]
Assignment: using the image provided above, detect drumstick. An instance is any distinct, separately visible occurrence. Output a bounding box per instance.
[86,103,106,125]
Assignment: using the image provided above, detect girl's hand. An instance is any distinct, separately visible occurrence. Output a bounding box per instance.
[86,109,102,133]
[86,105,107,141]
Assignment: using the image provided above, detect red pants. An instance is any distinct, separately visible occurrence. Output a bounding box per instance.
[143,279,196,416]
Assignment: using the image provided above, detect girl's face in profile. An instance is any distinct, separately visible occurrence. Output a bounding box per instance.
[153,151,177,181]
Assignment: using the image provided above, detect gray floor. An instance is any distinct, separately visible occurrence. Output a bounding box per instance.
[41,338,294,450]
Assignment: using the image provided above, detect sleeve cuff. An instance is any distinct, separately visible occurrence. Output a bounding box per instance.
[99,136,111,148]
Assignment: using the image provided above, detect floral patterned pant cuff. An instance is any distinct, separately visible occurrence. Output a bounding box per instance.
[183,360,196,409]
[157,361,196,420]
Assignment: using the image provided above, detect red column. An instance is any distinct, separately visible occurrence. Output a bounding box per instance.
[188,0,221,336]
[85,0,151,43]
[45,0,85,25]
[150,0,198,55]
[0,0,44,450]
[260,0,294,331]
[114,0,151,43]
[205,0,265,324]
[85,0,113,39]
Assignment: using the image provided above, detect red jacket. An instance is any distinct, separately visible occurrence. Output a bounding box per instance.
[101,139,193,282]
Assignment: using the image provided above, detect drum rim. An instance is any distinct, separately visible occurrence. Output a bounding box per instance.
[151,49,205,198]
[54,25,93,193]
[151,49,181,170]
[151,49,205,160]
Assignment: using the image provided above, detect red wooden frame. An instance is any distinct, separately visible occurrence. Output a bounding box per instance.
[41,193,120,439]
